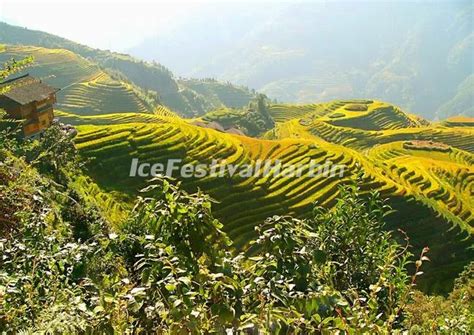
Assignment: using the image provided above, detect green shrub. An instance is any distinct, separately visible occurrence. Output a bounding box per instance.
[404,262,474,333]
[0,134,467,333]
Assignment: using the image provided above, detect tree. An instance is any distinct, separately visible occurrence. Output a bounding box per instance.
[0,56,33,86]
[0,56,34,149]
[255,93,274,129]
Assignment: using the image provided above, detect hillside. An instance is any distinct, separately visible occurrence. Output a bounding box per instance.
[0,22,256,116]
[178,78,255,109]
[0,45,153,115]
[266,101,474,153]
[0,25,471,294]
[1,5,473,332]
[437,75,474,119]
[66,102,473,293]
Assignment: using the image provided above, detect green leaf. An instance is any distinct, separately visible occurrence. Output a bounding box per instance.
[165,283,177,292]
[178,276,191,286]
[104,293,115,303]
[131,287,147,296]
[312,249,327,264]
[93,305,105,313]
[312,314,322,323]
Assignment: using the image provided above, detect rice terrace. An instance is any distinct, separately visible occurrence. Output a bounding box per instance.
[0,1,473,333]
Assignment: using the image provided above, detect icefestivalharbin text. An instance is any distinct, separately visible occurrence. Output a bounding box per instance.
[129,158,345,179]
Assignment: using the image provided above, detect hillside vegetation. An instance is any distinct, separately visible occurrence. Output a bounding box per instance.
[196,94,275,137]
[1,124,472,333]
[179,78,255,109]
[0,50,473,333]
[0,44,471,290]
[0,22,256,116]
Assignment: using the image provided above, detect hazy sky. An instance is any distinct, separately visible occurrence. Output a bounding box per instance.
[0,0,292,51]
[0,0,197,50]
[0,0,455,52]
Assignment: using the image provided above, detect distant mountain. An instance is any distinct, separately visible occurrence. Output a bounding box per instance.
[438,74,474,119]
[0,22,256,116]
[129,1,473,119]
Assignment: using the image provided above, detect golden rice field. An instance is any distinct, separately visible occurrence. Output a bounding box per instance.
[268,101,474,153]
[74,120,374,246]
[71,103,474,292]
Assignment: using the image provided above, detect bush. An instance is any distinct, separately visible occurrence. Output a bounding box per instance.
[0,141,466,333]
[404,262,474,333]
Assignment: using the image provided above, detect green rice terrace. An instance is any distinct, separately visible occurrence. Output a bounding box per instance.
[58,73,151,115]
[62,99,474,293]
[267,100,474,153]
[0,45,155,115]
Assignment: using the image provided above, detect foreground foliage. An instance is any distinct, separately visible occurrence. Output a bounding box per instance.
[0,128,472,333]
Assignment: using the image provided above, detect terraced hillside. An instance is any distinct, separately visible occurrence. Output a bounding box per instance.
[442,116,474,128]
[56,106,182,126]
[59,73,150,115]
[71,105,473,292]
[0,45,154,115]
[0,22,257,116]
[73,119,387,241]
[0,45,99,89]
[267,100,474,153]
[269,100,427,128]
[268,103,329,123]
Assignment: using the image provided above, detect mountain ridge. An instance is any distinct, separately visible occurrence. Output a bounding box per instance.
[0,22,257,116]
